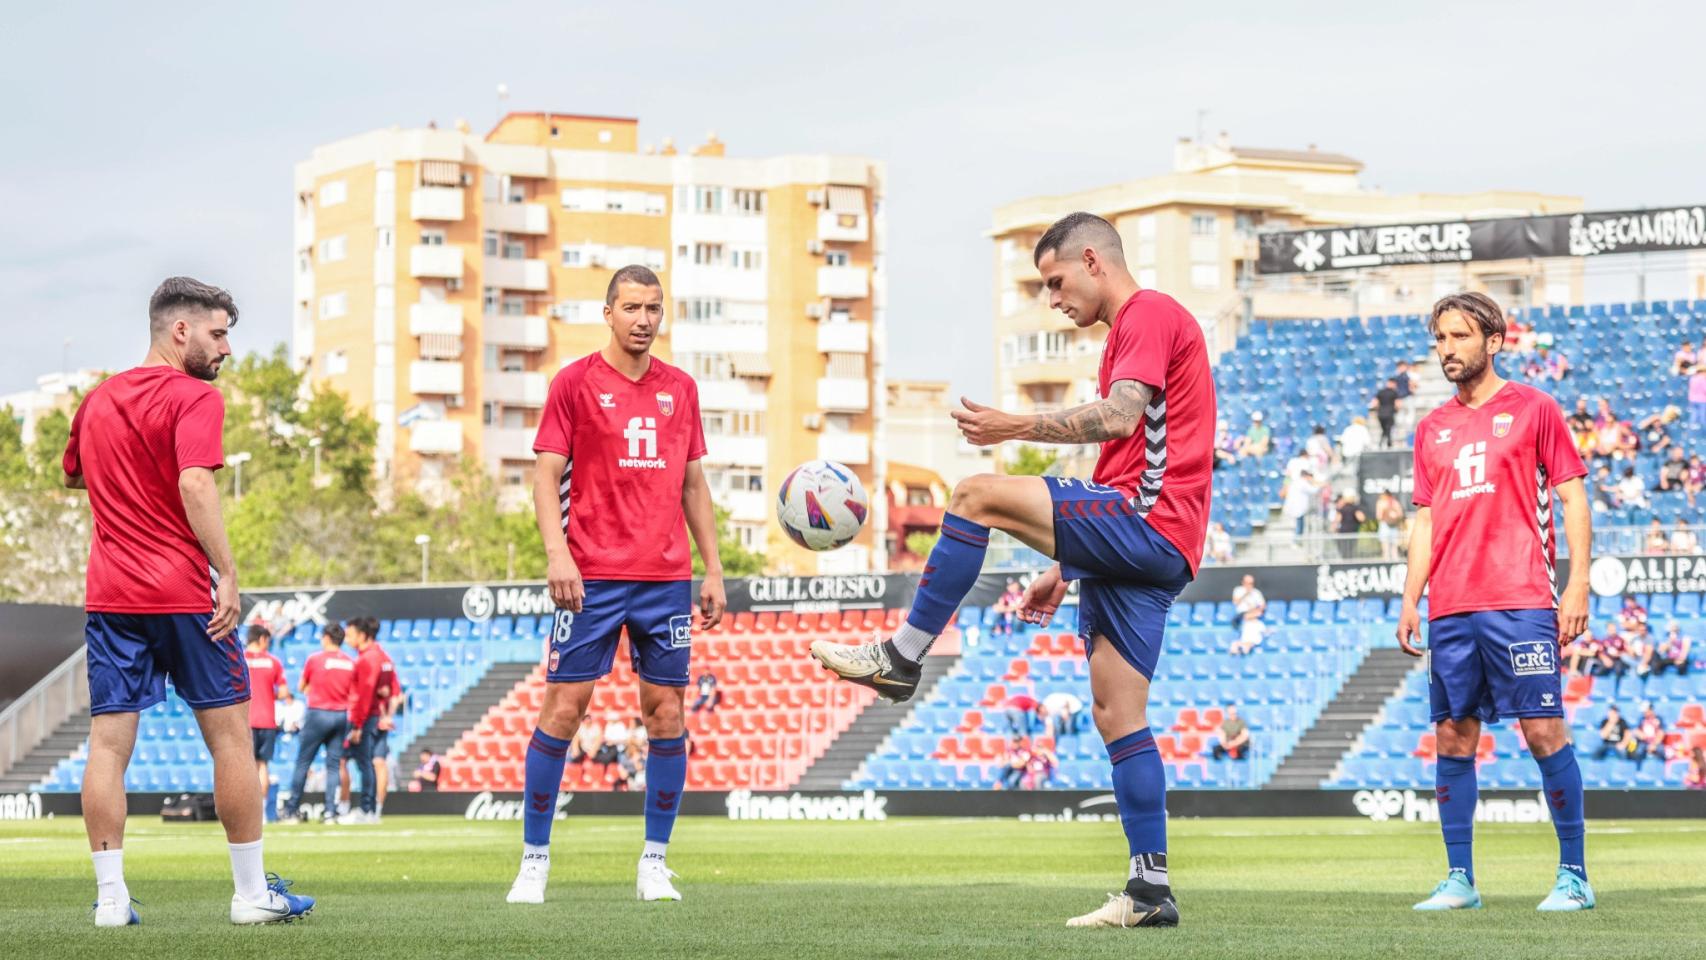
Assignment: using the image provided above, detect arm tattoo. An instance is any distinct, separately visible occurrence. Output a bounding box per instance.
[1022,380,1155,445]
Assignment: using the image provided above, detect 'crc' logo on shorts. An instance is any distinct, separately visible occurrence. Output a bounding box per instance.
[669,615,693,649]
[1509,640,1556,677]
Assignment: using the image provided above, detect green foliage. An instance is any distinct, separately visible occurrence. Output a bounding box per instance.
[693,503,765,577]
[1005,445,1059,477]
[905,530,941,558]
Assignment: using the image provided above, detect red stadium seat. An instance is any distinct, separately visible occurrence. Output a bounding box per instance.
[1678,704,1706,729]
[1414,733,1438,760]
[1002,659,1030,682]
[955,710,984,734]
[979,685,1007,707]
[1172,708,1200,733]
[1198,708,1224,731]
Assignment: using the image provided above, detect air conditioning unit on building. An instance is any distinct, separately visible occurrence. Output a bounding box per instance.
[447,394,465,409]
[806,189,825,206]
[446,278,463,292]
[802,413,823,431]
[459,172,474,186]
[804,302,825,319]
[806,239,824,255]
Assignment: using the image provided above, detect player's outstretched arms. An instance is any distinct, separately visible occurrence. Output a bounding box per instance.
[1554,477,1592,642]
[180,466,240,638]
[532,451,583,613]
[950,380,1154,447]
[1019,564,1070,626]
[1396,507,1432,657]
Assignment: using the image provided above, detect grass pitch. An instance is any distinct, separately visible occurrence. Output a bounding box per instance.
[1,815,1702,959]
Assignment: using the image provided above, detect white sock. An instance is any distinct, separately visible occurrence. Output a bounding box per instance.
[523,843,550,863]
[641,840,667,863]
[890,623,935,662]
[1129,852,1169,888]
[92,849,127,904]
[229,839,267,903]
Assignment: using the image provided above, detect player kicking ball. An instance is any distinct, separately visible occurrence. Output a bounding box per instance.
[1398,292,1595,912]
[812,214,1216,928]
[507,266,726,905]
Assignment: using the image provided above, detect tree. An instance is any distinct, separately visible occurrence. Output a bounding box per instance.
[692,504,765,577]
[905,530,940,559]
[1006,444,1059,476]
[0,406,89,603]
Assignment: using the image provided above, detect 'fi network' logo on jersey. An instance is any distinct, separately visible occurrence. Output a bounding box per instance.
[1450,441,1496,501]
[620,416,668,469]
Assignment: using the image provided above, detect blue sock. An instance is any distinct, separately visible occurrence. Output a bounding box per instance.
[906,513,990,636]
[1537,745,1587,881]
[1107,728,1168,887]
[1435,754,1477,884]
[522,728,570,848]
[645,736,688,844]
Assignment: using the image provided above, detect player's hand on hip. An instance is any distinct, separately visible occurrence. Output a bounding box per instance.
[207,577,240,639]
[951,396,1019,447]
[548,554,584,613]
[347,727,362,745]
[1019,565,1068,626]
[1558,580,1590,643]
[1396,602,1424,657]
[698,574,726,631]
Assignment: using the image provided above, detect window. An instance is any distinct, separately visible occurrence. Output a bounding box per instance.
[728,468,764,492]
[506,177,528,203]
[906,486,933,507]
[501,408,526,428]
[503,239,526,260]
[1234,211,1258,236]
[376,227,393,250]
[691,243,725,266]
[483,231,498,256]
[646,247,667,271]
[645,192,667,215]
[826,352,865,378]
[319,180,347,207]
[730,189,765,214]
[825,250,850,267]
[323,349,348,375]
[501,297,526,317]
[421,229,446,246]
[561,188,599,211]
[697,186,723,213]
[1190,213,1218,237]
[318,235,347,262]
[482,402,495,426]
[482,286,498,314]
[1190,263,1221,289]
[483,344,499,370]
[676,298,724,323]
[677,352,732,381]
[561,246,584,268]
[732,248,764,270]
[319,292,347,319]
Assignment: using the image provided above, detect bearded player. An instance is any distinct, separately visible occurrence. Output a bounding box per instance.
[813,213,1215,928]
[1399,291,1594,912]
[506,265,726,905]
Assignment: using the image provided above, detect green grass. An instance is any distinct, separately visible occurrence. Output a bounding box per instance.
[2,816,1703,959]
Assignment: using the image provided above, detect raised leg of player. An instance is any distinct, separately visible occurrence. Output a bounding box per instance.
[85,712,139,926]
[1522,716,1594,911]
[509,680,595,904]
[637,681,688,901]
[1415,717,1483,911]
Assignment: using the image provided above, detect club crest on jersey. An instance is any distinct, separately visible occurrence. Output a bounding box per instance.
[656,391,674,416]
[1492,413,1514,438]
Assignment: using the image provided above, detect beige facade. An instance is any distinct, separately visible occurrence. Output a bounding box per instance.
[989,135,1585,446]
[294,113,887,572]
[882,380,996,488]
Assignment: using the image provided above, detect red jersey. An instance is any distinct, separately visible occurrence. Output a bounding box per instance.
[62,366,226,612]
[1095,290,1217,573]
[1412,381,1587,619]
[245,651,285,729]
[533,352,707,580]
[302,649,355,711]
[348,643,397,728]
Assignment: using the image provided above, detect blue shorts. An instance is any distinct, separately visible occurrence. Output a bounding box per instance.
[86,612,249,716]
[1428,609,1564,724]
[371,728,391,759]
[546,580,692,687]
[1046,477,1194,680]
[252,728,278,761]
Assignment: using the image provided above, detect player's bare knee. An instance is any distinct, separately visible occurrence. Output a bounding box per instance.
[1519,716,1569,756]
[642,697,685,739]
[1091,701,1146,741]
[946,474,997,523]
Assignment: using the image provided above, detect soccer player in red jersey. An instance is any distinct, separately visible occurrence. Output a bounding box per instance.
[813,213,1215,928]
[282,623,353,823]
[1398,292,1595,913]
[62,277,313,925]
[343,616,397,823]
[243,624,288,800]
[507,265,726,905]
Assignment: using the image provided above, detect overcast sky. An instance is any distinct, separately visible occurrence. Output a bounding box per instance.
[3,1,1701,400]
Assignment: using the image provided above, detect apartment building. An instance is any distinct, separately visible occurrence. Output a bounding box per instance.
[294,113,886,572]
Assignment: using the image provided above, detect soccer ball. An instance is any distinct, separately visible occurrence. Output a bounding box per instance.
[776,460,869,551]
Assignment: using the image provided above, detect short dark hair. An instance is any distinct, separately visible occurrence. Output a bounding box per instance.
[245,624,272,644]
[346,616,380,639]
[1033,212,1125,267]
[149,276,238,338]
[604,265,661,305]
[1429,291,1505,340]
[322,623,345,645]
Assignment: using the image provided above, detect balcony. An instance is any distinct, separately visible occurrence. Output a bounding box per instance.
[483,426,537,461]
[487,370,547,406]
[409,420,463,455]
[816,321,870,354]
[483,314,549,350]
[670,265,767,302]
[817,209,869,243]
[817,265,869,299]
[408,301,463,337]
[486,257,549,291]
[294,214,314,251]
[410,187,465,221]
[817,432,871,465]
[722,490,769,524]
[817,377,870,412]
[704,435,767,466]
[671,322,767,355]
[697,377,768,412]
[484,201,549,235]
[408,361,464,396]
[409,245,464,279]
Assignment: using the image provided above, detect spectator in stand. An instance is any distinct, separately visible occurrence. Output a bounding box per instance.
[1210,705,1250,760]
[1544,347,1571,381]
[1596,706,1629,760]
[1305,424,1334,473]
[1026,739,1059,788]
[1567,398,1595,437]
[1237,411,1271,458]
[1625,621,1654,679]
[1639,407,1680,456]
[1593,397,1617,431]
[1373,378,1400,447]
[1593,416,1623,461]
[1393,361,1413,400]
[1690,364,1706,428]
[1573,417,1600,463]
[1594,626,1630,694]
[1653,624,1692,675]
[599,715,630,771]
[1617,467,1650,510]
[1645,519,1671,555]
[412,749,441,792]
[992,579,1024,636]
[998,736,1031,790]
[1339,416,1371,462]
[1632,703,1667,769]
[1214,419,1239,470]
[1002,693,1042,736]
[1567,622,1613,675]
[1674,341,1699,376]
[1659,446,1689,495]
[1686,455,1706,509]
[1230,574,1269,656]
[1560,629,1591,676]
[1375,491,1406,561]
[1590,464,1619,513]
[1620,594,1649,630]
[1612,420,1641,463]
[689,670,722,713]
[1042,690,1085,740]
[1204,521,1233,564]
[1281,467,1323,538]
[1685,747,1706,789]
[569,714,603,765]
[1334,493,1366,559]
[1673,520,1699,556]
